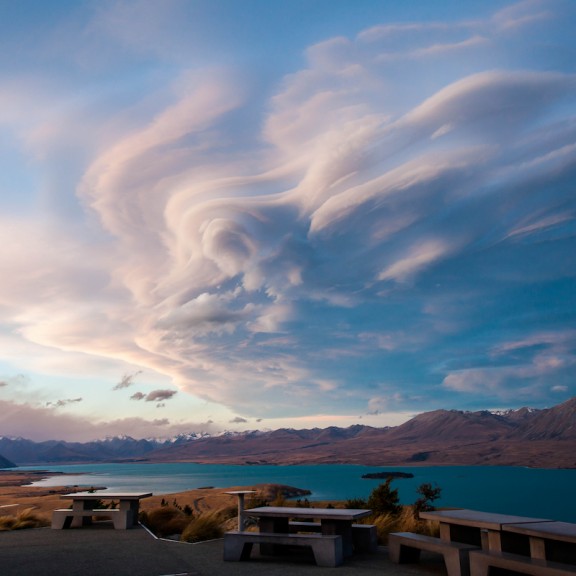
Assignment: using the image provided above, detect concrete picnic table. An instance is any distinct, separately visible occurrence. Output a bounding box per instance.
[419,508,554,551]
[502,521,576,561]
[245,506,372,557]
[52,491,152,529]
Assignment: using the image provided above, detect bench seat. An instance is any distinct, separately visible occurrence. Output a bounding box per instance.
[470,550,576,576]
[389,531,479,576]
[223,530,343,567]
[51,508,129,530]
[289,521,378,552]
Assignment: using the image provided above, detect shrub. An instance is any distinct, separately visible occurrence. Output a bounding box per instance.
[344,497,368,509]
[180,513,223,543]
[367,478,401,516]
[413,482,442,517]
[142,507,190,537]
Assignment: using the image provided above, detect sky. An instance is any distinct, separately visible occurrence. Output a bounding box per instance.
[0,0,575,442]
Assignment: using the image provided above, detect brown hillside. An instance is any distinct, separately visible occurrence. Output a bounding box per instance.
[144,398,576,468]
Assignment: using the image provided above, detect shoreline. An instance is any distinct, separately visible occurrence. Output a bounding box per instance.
[0,470,317,519]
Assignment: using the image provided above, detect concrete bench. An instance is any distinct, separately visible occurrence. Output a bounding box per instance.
[289,521,378,552]
[470,550,576,576]
[389,532,479,576]
[223,530,343,567]
[51,508,129,530]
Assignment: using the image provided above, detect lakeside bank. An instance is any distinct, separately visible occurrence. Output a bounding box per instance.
[15,462,576,522]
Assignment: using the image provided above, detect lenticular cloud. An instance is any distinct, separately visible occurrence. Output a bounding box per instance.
[72,13,576,416]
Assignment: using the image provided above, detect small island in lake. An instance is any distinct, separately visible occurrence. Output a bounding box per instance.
[361,471,414,479]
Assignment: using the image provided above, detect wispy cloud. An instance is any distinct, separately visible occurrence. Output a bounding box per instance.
[46,398,83,408]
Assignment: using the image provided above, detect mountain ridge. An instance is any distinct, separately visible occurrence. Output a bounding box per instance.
[1,397,575,468]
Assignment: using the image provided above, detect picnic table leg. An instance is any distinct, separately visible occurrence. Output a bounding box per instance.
[71,500,93,528]
[259,517,289,555]
[485,529,503,552]
[442,523,483,547]
[118,500,139,528]
[322,520,354,557]
[231,493,248,530]
[529,537,546,560]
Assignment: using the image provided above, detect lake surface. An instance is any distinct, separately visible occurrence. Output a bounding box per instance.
[17,463,576,522]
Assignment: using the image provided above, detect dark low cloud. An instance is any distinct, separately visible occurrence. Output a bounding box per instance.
[229,416,247,423]
[113,371,142,391]
[46,398,83,408]
[130,390,177,403]
[145,389,177,402]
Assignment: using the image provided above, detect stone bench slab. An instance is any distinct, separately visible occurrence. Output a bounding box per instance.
[470,550,576,576]
[223,530,343,567]
[389,531,479,576]
[289,521,378,552]
[51,508,129,530]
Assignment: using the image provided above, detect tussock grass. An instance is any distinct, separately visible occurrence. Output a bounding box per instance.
[0,508,50,531]
[371,505,439,545]
[140,494,440,545]
[141,507,190,538]
[180,512,224,543]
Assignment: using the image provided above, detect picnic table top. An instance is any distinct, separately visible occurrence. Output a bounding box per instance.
[61,492,152,500]
[419,509,553,530]
[245,506,372,521]
[503,521,576,543]
[224,490,257,495]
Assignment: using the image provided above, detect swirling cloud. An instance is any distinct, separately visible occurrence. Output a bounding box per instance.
[0,0,575,438]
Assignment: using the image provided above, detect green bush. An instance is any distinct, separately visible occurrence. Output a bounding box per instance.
[367,478,402,516]
[413,482,442,517]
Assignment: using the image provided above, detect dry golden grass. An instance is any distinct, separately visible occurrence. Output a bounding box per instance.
[180,512,224,543]
[371,506,439,545]
[0,508,50,531]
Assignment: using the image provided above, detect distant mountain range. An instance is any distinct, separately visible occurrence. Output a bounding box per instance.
[1,397,575,469]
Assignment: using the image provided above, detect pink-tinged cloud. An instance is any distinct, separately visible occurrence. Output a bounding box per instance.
[0,400,215,442]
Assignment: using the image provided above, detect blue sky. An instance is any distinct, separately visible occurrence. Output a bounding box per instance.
[0,0,575,441]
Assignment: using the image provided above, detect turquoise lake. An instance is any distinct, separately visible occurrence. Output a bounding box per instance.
[17,463,576,522]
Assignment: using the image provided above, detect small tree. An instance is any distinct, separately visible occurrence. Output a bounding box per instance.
[367,478,401,516]
[413,482,442,518]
